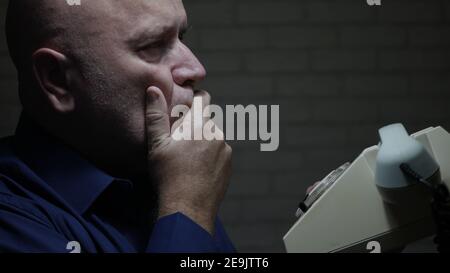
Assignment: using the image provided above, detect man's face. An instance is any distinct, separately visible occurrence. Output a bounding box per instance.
[67,0,206,173]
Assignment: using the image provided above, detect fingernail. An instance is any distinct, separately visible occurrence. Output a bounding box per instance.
[147,87,159,101]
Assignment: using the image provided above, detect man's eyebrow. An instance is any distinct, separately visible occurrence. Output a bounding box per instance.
[127,20,188,47]
[127,24,171,47]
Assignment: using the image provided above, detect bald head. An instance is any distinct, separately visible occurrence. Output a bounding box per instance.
[6,0,187,81]
[7,1,59,68]
[6,1,119,72]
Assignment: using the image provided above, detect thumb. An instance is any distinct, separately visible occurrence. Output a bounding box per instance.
[145,86,170,149]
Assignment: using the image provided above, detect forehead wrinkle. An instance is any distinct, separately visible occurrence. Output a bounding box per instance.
[127,21,177,47]
[102,0,186,41]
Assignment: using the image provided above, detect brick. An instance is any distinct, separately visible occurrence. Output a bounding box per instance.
[238,2,304,24]
[379,1,441,23]
[226,223,288,252]
[406,121,450,134]
[202,75,273,98]
[409,75,450,98]
[232,149,306,172]
[273,164,358,200]
[380,50,450,70]
[312,50,376,71]
[307,1,377,23]
[276,75,341,97]
[347,124,383,147]
[303,148,362,172]
[226,173,271,197]
[409,27,450,47]
[196,52,242,73]
[268,27,337,48]
[239,198,297,223]
[245,51,308,73]
[341,26,407,47]
[278,100,313,123]
[344,76,408,97]
[313,99,378,122]
[184,0,234,26]
[181,27,200,50]
[379,99,449,121]
[218,197,243,224]
[200,28,267,50]
[272,172,314,197]
[283,126,347,148]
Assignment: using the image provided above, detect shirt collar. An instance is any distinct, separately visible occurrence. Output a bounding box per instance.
[13,113,129,214]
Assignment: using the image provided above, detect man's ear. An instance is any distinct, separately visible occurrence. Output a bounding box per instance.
[32,48,75,113]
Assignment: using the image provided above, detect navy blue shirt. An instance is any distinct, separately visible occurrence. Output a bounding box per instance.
[0,115,235,253]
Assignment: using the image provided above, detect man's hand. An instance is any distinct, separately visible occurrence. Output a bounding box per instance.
[145,86,232,235]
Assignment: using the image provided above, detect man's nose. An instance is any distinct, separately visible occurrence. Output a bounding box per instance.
[172,42,206,87]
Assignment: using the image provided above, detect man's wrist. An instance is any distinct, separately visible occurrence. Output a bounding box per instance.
[158,203,216,236]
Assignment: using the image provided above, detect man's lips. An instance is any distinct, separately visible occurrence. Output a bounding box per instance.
[173,87,195,108]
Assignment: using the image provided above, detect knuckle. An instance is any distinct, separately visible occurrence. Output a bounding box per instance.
[204,92,211,102]
[196,90,211,103]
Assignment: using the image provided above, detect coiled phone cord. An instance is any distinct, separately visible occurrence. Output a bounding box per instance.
[400,163,450,253]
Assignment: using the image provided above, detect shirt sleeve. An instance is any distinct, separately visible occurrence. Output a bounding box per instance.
[0,195,71,253]
[146,212,236,253]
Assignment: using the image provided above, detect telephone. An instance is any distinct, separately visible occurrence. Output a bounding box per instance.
[283,124,450,253]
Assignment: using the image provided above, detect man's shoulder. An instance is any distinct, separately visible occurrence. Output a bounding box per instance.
[0,136,21,193]
[0,165,56,229]
[0,136,27,190]
[0,176,55,230]
[0,136,48,218]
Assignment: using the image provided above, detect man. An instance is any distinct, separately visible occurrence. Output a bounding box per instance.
[0,0,234,253]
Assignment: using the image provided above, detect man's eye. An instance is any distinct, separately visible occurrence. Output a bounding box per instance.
[138,41,168,62]
[178,32,186,41]
[141,40,165,51]
[179,25,191,42]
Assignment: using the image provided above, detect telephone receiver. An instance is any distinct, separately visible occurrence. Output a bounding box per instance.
[375,124,441,206]
[284,123,450,253]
